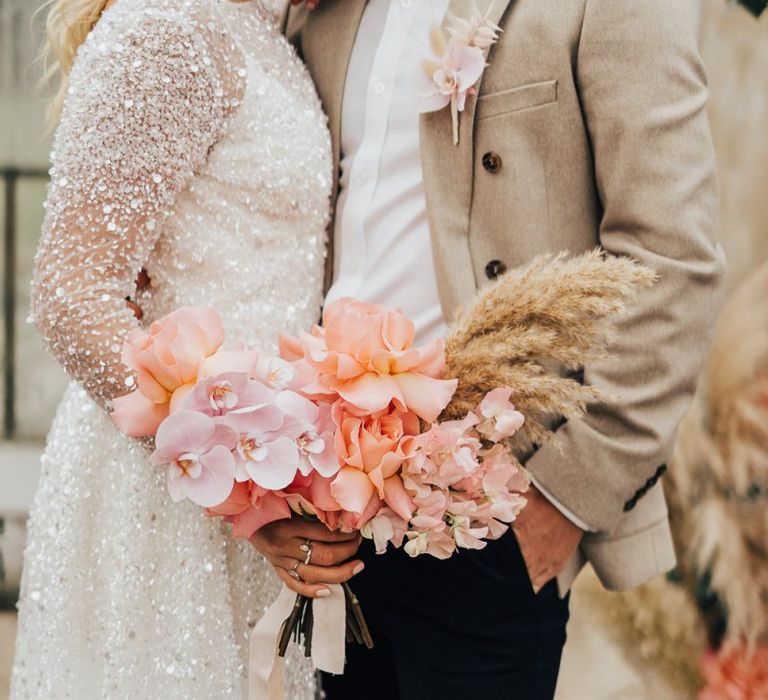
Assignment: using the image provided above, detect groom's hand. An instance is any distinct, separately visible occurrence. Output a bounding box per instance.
[250,517,364,598]
[512,486,583,593]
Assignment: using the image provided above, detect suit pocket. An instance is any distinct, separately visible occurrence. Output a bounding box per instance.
[476,79,558,121]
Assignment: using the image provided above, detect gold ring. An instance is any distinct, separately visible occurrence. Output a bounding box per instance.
[303,540,313,565]
[288,560,302,581]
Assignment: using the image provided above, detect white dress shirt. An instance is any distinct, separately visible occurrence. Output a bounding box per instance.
[326,0,592,532]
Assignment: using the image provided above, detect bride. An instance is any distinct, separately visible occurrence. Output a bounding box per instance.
[11,0,353,696]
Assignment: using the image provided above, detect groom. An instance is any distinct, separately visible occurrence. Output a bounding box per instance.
[269,0,725,696]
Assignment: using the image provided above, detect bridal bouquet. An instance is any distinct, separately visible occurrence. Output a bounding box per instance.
[110,297,531,651]
[111,250,655,698]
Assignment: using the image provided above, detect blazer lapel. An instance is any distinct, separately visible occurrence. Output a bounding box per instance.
[419,0,514,320]
[301,0,367,292]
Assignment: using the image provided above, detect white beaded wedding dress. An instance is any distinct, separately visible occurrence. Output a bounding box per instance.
[11,0,330,697]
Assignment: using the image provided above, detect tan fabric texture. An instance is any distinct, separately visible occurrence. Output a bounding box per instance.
[285,0,726,590]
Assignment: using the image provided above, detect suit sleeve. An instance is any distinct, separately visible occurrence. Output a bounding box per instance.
[525,0,726,532]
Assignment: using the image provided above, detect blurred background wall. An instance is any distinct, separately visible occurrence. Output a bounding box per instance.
[0,0,766,698]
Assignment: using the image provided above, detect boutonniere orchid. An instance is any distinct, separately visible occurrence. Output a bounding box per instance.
[419,5,502,145]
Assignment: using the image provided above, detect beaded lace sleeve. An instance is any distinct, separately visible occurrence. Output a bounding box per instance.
[31,2,243,409]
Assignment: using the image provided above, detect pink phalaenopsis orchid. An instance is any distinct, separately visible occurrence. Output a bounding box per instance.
[150,410,237,508]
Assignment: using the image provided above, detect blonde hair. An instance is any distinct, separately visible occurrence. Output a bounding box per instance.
[39,0,110,122]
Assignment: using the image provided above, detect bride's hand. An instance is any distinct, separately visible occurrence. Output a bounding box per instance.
[251,518,364,598]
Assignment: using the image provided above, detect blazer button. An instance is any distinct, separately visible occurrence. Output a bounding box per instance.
[485,259,507,280]
[482,151,502,173]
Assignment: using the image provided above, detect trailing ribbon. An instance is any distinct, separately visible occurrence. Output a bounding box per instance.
[248,583,347,699]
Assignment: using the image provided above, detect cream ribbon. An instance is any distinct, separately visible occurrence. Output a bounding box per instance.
[248,583,347,700]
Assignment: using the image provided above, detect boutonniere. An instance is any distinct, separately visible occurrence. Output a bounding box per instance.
[418,4,502,145]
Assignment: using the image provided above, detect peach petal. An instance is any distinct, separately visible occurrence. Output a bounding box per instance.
[334,372,404,414]
[382,476,414,521]
[111,391,169,437]
[393,373,458,422]
[230,495,291,539]
[330,467,376,515]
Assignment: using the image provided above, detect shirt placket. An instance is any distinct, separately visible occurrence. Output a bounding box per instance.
[334,0,415,298]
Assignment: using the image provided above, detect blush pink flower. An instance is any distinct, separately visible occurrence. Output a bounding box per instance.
[179,371,273,417]
[361,508,408,554]
[284,473,382,533]
[111,306,225,436]
[476,387,525,442]
[281,298,457,422]
[419,33,485,113]
[207,481,291,539]
[331,401,419,520]
[224,403,300,491]
[418,28,486,145]
[276,392,340,479]
[700,646,768,700]
[151,410,237,508]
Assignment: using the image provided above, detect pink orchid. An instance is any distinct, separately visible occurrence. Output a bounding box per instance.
[255,356,296,391]
[275,391,340,478]
[477,387,525,442]
[179,371,273,417]
[224,404,300,491]
[281,298,457,422]
[112,306,225,436]
[151,410,237,508]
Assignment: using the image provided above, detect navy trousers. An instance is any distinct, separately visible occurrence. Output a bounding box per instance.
[320,531,570,700]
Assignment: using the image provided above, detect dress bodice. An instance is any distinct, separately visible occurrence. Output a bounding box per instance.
[31,0,332,404]
[138,1,332,351]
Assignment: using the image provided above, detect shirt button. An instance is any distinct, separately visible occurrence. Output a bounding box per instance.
[373,81,386,95]
[482,151,502,173]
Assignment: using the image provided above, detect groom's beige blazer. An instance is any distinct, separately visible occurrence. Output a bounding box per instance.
[285,0,726,590]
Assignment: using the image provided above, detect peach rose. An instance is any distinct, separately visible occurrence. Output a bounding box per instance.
[111,306,225,436]
[329,401,419,521]
[280,298,457,422]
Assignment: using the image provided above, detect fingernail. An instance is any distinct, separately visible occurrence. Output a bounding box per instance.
[316,588,331,597]
[352,563,365,575]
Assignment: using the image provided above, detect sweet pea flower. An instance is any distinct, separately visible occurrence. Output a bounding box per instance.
[281,298,457,422]
[112,306,225,436]
[361,508,408,554]
[410,414,483,488]
[476,387,525,442]
[151,410,237,508]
